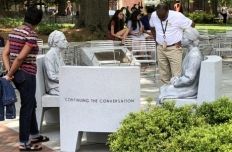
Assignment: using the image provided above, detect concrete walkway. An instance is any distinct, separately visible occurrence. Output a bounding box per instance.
[0,62,232,152]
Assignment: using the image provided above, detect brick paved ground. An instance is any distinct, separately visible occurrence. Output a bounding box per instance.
[0,124,54,152]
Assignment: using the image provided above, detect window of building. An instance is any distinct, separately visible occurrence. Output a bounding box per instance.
[194,1,203,11]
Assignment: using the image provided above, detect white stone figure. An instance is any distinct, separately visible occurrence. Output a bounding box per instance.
[158,27,203,104]
[43,30,68,95]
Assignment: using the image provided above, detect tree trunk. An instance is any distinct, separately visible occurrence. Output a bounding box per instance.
[78,0,85,27]
[0,0,6,16]
[211,0,218,16]
[57,0,66,16]
[78,0,109,32]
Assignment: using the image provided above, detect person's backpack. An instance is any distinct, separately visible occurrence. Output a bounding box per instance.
[0,36,5,47]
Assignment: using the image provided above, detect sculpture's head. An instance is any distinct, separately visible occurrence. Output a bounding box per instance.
[48,30,68,50]
[182,27,199,47]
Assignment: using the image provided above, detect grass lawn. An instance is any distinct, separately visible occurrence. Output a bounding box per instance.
[196,24,232,33]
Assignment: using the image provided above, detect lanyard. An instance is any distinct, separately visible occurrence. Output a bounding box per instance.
[160,20,168,40]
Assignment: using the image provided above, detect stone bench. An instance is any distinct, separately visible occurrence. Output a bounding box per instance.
[213,17,222,23]
[59,66,141,152]
[35,55,59,131]
[163,55,222,106]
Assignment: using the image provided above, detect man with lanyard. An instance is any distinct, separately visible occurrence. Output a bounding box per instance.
[149,3,195,85]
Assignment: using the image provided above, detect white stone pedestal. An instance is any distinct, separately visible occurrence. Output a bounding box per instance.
[44,108,60,124]
[59,66,140,152]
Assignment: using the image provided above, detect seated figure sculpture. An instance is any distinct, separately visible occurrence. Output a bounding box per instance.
[158,27,203,104]
[43,30,68,95]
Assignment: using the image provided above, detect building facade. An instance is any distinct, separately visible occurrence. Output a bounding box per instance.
[109,0,214,13]
[109,0,161,11]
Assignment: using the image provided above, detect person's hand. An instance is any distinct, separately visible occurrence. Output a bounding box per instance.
[3,75,14,82]
[135,33,141,37]
[121,36,126,39]
[170,76,179,85]
[134,33,139,37]
[175,41,182,48]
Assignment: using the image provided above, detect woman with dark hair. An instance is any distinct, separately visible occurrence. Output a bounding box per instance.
[2,6,49,151]
[127,11,145,40]
[108,10,130,45]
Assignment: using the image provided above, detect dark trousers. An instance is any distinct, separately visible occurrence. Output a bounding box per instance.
[222,14,227,23]
[13,70,39,143]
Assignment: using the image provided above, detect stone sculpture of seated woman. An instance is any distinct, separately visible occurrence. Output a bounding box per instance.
[43,30,68,95]
[158,27,203,104]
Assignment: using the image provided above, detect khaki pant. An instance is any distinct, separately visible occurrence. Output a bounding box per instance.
[157,45,182,85]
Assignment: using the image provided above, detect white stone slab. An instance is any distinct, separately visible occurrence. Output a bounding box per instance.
[42,95,59,107]
[80,46,140,66]
[59,66,141,152]
[197,55,222,104]
[163,99,197,107]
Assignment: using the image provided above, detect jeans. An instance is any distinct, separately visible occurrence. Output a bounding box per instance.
[222,14,227,23]
[12,70,39,142]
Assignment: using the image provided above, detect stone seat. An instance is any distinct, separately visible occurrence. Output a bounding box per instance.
[42,95,59,107]
[35,55,60,131]
[163,55,222,107]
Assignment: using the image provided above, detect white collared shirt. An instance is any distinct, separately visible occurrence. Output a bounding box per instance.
[149,10,193,45]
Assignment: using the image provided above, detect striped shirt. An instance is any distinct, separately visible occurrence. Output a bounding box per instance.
[9,27,39,75]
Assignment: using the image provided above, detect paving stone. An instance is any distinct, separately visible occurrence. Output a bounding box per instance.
[0,124,53,152]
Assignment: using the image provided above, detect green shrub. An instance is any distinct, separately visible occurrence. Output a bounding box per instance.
[0,17,22,28]
[36,23,65,35]
[0,17,67,36]
[169,122,232,151]
[108,102,204,152]
[196,97,232,125]
[187,12,215,23]
[108,97,232,152]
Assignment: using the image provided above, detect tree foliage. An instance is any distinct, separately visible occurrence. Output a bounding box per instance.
[217,0,232,7]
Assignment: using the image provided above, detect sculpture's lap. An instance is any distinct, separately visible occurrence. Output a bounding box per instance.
[158,84,198,104]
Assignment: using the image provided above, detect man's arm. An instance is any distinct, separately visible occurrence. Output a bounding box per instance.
[191,21,195,28]
[178,12,195,28]
[150,26,156,42]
